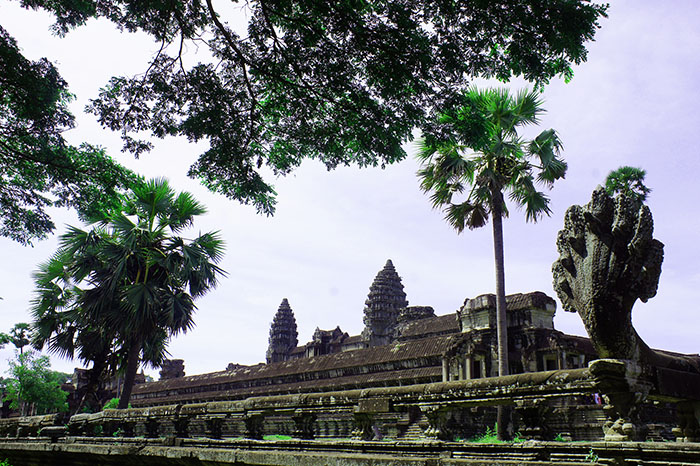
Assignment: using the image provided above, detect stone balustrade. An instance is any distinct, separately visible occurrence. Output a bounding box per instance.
[0,360,697,445]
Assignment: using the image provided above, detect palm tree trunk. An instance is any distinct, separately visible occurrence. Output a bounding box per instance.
[75,356,107,414]
[490,188,509,377]
[117,339,141,409]
[490,187,511,440]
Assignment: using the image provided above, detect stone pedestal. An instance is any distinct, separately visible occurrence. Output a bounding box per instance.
[589,359,652,441]
[292,410,317,440]
[421,406,453,441]
[351,413,374,440]
[244,413,265,439]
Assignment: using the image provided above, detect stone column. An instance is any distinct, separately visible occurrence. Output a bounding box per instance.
[244,413,265,440]
[465,356,472,380]
[458,357,465,380]
[351,413,374,440]
[442,357,449,382]
[292,410,317,440]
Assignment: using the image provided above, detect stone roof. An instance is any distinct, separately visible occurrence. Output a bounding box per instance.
[132,366,442,406]
[397,313,460,340]
[341,334,364,345]
[133,334,456,398]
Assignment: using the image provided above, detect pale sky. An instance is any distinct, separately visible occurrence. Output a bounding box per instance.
[1,1,699,380]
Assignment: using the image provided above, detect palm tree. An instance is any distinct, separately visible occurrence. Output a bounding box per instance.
[604,166,650,202]
[417,87,566,438]
[31,178,225,408]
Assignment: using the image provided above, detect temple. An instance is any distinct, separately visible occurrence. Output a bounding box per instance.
[131,259,597,406]
[6,192,698,454]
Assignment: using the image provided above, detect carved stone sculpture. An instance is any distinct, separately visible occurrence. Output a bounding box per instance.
[553,187,698,372]
[552,188,664,362]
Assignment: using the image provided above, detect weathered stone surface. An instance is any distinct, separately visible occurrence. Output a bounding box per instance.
[159,359,185,380]
[589,359,653,441]
[16,414,63,437]
[4,437,700,466]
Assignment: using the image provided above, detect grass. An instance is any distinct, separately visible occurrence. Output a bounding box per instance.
[463,425,525,444]
[262,434,292,441]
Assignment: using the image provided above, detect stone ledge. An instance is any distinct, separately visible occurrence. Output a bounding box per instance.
[2,439,700,466]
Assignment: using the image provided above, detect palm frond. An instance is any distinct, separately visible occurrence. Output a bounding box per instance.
[132,178,173,219]
[444,201,490,232]
[167,191,207,233]
[508,174,553,222]
[511,88,544,129]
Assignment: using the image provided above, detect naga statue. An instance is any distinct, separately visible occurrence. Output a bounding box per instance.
[552,187,698,373]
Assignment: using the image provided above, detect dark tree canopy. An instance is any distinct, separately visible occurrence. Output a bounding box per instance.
[9,0,607,216]
[0,25,136,245]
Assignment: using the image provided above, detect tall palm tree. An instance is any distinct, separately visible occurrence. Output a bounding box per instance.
[31,179,225,408]
[417,87,566,438]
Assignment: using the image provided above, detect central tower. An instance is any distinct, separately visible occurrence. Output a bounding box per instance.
[266,298,298,363]
[361,259,408,347]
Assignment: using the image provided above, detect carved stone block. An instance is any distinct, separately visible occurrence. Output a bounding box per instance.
[292,410,317,440]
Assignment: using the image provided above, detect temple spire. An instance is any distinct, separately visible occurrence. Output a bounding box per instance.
[266,298,298,363]
[362,260,408,347]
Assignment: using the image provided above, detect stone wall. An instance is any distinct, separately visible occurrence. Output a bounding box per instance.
[1,360,699,465]
[0,366,669,443]
[2,360,698,444]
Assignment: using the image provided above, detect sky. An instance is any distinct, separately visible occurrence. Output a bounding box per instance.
[1,1,699,380]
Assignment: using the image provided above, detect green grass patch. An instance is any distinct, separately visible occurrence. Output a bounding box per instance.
[464,425,525,444]
[262,434,292,441]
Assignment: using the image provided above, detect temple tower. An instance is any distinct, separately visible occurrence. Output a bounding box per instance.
[362,259,409,347]
[266,298,299,363]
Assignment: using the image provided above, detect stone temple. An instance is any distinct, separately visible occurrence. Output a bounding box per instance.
[131,259,598,406]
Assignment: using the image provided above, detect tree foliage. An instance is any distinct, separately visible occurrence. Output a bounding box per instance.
[31,178,225,408]
[418,88,567,231]
[8,323,32,354]
[8,0,607,216]
[0,25,136,245]
[3,350,68,416]
[604,166,650,202]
